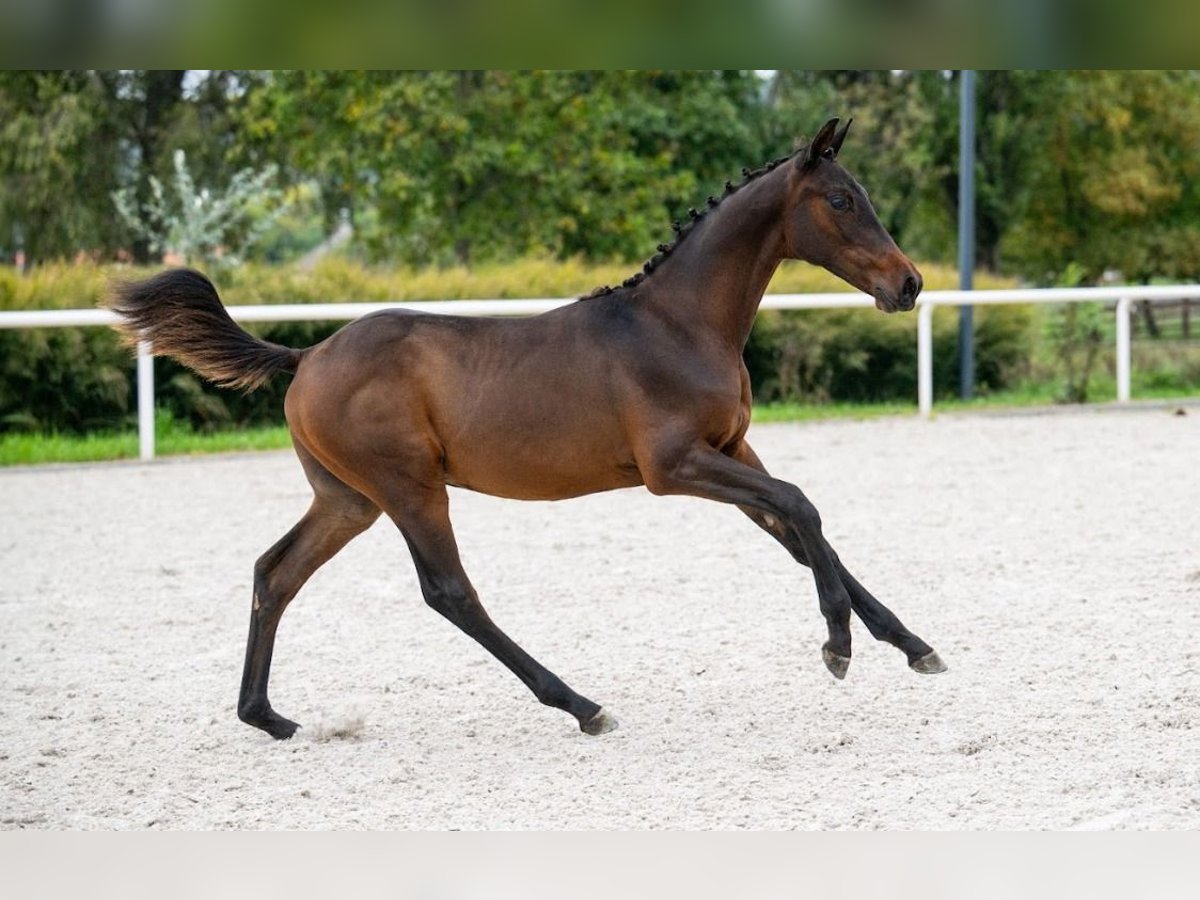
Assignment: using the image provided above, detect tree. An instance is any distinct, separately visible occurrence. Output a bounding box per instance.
[238,70,780,265]
[9,69,1199,281]
[0,70,260,265]
[0,71,123,263]
[112,149,287,269]
[112,70,186,263]
[999,71,1200,284]
[772,70,1200,286]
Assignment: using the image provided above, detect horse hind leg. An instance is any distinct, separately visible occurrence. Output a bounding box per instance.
[378,481,616,736]
[237,445,381,739]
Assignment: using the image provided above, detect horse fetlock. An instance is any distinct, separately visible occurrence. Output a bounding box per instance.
[237,698,268,723]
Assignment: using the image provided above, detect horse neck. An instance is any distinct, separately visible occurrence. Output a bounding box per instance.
[644,165,789,350]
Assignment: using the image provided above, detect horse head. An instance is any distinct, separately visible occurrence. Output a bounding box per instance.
[783,117,923,313]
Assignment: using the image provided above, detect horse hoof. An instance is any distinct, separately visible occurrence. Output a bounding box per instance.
[822,646,851,680]
[910,650,947,674]
[240,706,301,740]
[580,707,619,736]
[265,716,301,740]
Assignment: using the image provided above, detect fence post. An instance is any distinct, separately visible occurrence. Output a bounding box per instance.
[918,302,935,417]
[1115,297,1131,403]
[137,340,155,460]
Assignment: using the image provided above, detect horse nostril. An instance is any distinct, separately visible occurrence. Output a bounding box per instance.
[901,275,919,303]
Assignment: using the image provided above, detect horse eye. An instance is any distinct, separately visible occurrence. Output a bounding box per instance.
[829,194,849,211]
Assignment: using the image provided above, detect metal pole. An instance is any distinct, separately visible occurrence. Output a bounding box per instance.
[958,69,976,400]
[137,340,155,460]
[1115,297,1131,403]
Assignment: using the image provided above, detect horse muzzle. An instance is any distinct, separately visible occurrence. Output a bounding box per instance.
[873,268,923,313]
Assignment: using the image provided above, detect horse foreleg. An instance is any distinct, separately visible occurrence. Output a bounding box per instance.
[641,437,855,679]
[729,440,945,674]
[382,483,616,736]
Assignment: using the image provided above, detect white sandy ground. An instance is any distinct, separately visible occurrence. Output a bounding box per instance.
[1,407,1198,830]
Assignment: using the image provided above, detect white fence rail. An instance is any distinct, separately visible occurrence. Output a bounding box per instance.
[1,284,1197,460]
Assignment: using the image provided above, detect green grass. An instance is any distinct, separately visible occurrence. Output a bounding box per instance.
[0,413,292,465]
[4,383,1197,467]
[755,380,1199,425]
[752,400,918,423]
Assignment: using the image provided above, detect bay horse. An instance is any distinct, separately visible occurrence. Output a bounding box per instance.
[109,117,944,741]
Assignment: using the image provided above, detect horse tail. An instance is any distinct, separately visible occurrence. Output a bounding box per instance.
[107,268,302,392]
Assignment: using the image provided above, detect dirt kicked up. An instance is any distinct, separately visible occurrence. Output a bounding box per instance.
[2,407,1198,829]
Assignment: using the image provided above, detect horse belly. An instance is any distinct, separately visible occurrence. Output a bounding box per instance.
[440,414,643,501]
[449,462,643,501]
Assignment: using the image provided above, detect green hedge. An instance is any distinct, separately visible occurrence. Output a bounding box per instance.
[0,326,133,431]
[0,259,1027,434]
[745,304,1033,404]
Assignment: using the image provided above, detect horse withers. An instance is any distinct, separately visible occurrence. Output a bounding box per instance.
[108,117,944,741]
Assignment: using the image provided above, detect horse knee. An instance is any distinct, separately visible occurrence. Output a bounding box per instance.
[782,488,822,533]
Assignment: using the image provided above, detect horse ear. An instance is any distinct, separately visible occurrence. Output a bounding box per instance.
[831,117,852,157]
[800,117,840,169]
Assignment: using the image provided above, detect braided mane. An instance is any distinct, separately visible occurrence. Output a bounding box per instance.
[581,148,800,300]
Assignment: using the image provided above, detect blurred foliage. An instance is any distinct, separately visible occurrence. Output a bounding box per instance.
[112,149,288,270]
[4,69,1200,289]
[998,70,1200,283]
[0,70,264,264]
[768,70,1200,285]
[745,305,1033,404]
[238,70,776,265]
[0,325,132,432]
[0,256,1004,312]
[0,71,125,263]
[1047,301,1105,402]
[5,2,1200,71]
